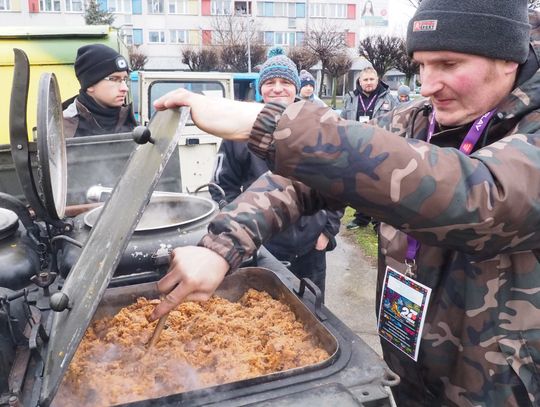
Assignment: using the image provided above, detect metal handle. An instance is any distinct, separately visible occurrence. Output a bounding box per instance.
[294,278,326,321]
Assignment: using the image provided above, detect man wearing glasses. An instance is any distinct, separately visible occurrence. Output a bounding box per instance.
[63,44,137,138]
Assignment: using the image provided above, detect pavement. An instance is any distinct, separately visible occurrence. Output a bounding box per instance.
[325,230,398,406]
[325,232,382,356]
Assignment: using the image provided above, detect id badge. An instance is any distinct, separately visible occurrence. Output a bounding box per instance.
[358,115,370,123]
[378,266,431,361]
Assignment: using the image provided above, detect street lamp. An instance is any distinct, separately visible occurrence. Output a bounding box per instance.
[246,16,254,73]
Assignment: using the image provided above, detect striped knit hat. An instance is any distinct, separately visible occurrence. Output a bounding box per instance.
[257,47,300,93]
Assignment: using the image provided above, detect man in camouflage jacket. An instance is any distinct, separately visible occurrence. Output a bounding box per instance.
[151,1,539,405]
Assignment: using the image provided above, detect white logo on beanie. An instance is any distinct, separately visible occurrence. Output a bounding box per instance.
[116,57,128,70]
[413,20,438,32]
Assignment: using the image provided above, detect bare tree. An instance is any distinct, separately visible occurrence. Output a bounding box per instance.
[288,46,319,72]
[395,38,419,88]
[128,45,148,71]
[220,43,266,72]
[211,14,265,71]
[181,47,221,71]
[358,35,402,77]
[305,21,346,97]
[406,0,421,7]
[326,52,352,108]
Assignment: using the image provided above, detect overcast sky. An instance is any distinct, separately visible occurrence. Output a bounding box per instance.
[388,0,417,36]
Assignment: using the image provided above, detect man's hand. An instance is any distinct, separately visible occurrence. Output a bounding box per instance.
[149,246,230,321]
[315,233,330,250]
[153,88,264,141]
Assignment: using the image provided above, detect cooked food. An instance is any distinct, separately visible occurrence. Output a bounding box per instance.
[54,289,329,406]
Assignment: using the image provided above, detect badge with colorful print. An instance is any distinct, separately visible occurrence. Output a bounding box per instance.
[378,266,431,361]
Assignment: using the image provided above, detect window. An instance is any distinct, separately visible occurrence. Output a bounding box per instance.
[274,32,286,45]
[273,2,286,16]
[0,0,11,9]
[133,28,143,45]
[169,0,187,13]
[65,0,83,11]
[148,0,163,13]
[211,0,230,14]
[295,31,304,45]
[121,28,133,45]
[109,0,131,12]
[40,0,61,11]
[328,3,346,18]
[170,29,187,44]
[148,80,225,122]
[310,2,325,17]
[234,0,250,14]
[149,30,166,43]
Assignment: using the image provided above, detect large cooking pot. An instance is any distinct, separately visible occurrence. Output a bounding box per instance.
[57,193,218,278]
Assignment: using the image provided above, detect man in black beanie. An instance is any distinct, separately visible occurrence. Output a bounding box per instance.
[150,1,540,406]
[63,43,137,138]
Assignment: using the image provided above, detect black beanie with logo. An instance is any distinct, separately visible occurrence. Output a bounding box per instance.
[75,44,130,90]
[406,0,530,64]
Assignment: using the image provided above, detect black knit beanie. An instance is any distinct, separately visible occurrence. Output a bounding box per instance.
[407,0,530,64]
[75,44,130,90]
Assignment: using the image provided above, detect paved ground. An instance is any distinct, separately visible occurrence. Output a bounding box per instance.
[325,232,382,356]
[325,230,397,406]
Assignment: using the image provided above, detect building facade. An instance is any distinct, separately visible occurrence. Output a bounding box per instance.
[0,0,389,70]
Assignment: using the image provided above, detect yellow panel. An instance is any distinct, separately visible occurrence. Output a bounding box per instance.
[0,65,80,144]
[188,0,198,14]
[10,0,21,11]
[188,30,200,45]
[0,27,127,144]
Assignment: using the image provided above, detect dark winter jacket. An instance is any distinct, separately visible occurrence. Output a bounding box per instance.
[340,80,397,121]
[63,97,137,138]
[210,140,343,257]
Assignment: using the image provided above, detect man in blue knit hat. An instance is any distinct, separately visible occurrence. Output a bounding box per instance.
[210,47,343,300]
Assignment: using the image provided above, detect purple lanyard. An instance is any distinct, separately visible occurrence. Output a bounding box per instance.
[405,109,496,267]
[360,93,378,113]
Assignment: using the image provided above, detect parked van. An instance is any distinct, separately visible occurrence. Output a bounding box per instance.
[137,70,235,192]
[0,25,128,145]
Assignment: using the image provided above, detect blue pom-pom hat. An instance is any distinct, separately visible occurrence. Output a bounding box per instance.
[257,46,301,93]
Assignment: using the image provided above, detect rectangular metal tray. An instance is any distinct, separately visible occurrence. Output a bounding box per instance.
[90,267,339,394]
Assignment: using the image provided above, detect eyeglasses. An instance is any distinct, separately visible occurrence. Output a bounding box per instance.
[103,76,131,86]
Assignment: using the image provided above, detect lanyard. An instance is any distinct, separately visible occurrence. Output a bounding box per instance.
[360,93,378,113]
[405,109,496,277]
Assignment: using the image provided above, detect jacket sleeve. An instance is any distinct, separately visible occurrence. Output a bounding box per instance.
[200,172,342,269]
[210,141,248,203]
[324,208,344,238]
[339,93,351,119]
[249,101,540,260]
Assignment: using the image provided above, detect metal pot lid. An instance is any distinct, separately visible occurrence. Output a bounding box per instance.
[83,194,217,232]
[39,107,189,407]
[0,208,19,240]
[9,49,66,224]
[36,72,67,220]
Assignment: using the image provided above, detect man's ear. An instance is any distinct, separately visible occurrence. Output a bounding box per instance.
[504,61,520,75]
[86,85,95,95]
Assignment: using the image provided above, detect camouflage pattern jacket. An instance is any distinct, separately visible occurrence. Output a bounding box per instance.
[200,12,540,407]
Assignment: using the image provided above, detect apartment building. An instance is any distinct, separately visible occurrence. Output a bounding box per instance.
[0,0,389,69]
